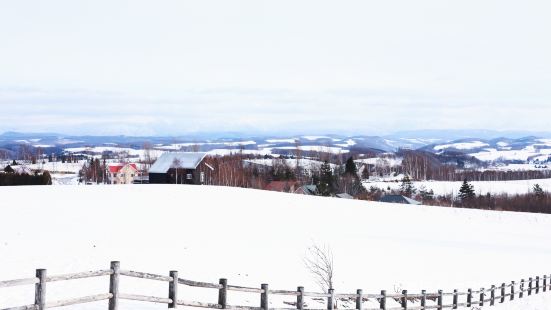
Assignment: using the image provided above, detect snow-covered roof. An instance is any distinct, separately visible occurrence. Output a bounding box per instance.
[379,195,421,205]
[149,152,207,173]
[108,163,138,173]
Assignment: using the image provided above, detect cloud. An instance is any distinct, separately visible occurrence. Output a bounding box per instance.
[0,86,550,136]
[1,1,550,135]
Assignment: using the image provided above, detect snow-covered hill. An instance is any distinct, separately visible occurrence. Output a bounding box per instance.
[1,186,551,309]
[425,137,551,163]
[364,178,551,196]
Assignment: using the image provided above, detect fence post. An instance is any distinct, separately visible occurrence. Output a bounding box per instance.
[218,278,227,309]
[168,271,178,308]
[379,290,386,310]
[109,261,120,310]
[536,276,540,294]
[500,283,505,303]
[297,287,304,310]
[356,289,363,310]
[452,289,458,309]
[467,289,472,307]
[529,277,533,296]
[511,281,515,301]
[520,280,524,299]
[34,269,47,310]
[401,290,407,310]
[437,290,442,310]
[421,290,426,310]
[327,288,334,310]
[544,276,547,293]
[490,285,495,306]
[261,284,269,310]
[479,288,484,307]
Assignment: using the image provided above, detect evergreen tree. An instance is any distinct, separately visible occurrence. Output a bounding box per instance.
[41,171,52,185]
[418,185,434,201]
[399,175,415,197]
[361,164,369,180]
[533,184,545,199]
[318,161,334,196]
[458,179,476,202]
[344,157,357,176]
[3,165,14,173]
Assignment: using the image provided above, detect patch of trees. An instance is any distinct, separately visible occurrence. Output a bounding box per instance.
[395,150,551,182]
[79,158,108,184]
[205,154,266,189]
[0,166,52,186]
[204,153,366,198]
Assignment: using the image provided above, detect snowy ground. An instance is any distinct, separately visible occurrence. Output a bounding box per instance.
[364,179,551,196]
[1,186,551,309]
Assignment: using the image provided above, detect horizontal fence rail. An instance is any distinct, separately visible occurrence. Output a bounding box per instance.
[1,261,550,310]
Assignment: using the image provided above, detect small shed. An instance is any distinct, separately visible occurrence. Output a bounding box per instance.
[294,184,318,195]
[379,195,421,205]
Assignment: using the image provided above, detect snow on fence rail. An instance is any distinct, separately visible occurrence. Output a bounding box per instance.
[0,261,550,310]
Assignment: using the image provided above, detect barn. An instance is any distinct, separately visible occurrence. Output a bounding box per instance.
[148,152,214,184]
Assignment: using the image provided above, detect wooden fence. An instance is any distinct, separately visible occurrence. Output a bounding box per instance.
[1,261,550,310]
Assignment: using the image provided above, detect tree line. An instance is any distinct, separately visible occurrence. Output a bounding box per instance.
[0,165,52,186]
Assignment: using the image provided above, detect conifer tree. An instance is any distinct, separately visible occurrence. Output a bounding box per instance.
[399,175,415,197]
[3,165,14,173]
[361,164,370,180]
[533,184,545,199]
[419,185,434,201]
[318,161,334,196]
[344,157,357,176]
[458,179,476,203]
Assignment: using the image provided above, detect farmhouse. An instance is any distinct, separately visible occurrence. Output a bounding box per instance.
[148,152,213,184]
[108,163,138,184]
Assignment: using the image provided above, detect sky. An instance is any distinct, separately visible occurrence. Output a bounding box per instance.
[1,0,550,136]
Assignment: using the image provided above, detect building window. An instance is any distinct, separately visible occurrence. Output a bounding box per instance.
[113,173,117,177]
[121,174,125,177]
[131,174,134,177]
[186,173,192,180]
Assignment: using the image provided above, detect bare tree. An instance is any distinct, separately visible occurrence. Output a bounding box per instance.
[304,243,335,292]
[295,139,303,182]
[143,142,154,169]
[172,158,182,184]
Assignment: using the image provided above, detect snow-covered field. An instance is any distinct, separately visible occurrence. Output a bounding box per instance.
[244,158,337,170]
[1,186,551,309]
[65,146,166,160]
[364,179,551,196]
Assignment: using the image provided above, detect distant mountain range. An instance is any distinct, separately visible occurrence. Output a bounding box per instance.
[2,130,551,162]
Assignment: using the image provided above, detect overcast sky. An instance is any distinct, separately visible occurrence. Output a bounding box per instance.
[1,0,550,136]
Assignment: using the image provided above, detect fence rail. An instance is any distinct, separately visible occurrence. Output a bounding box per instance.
[1,261,549,310]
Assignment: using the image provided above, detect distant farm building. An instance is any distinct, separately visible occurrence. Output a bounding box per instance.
[148,152,214,184]
[294,184,318,195]
[379,194,421,205]
[108,163,138,184]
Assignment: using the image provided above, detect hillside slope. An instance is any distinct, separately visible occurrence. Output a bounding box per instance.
[1,185,551,309]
